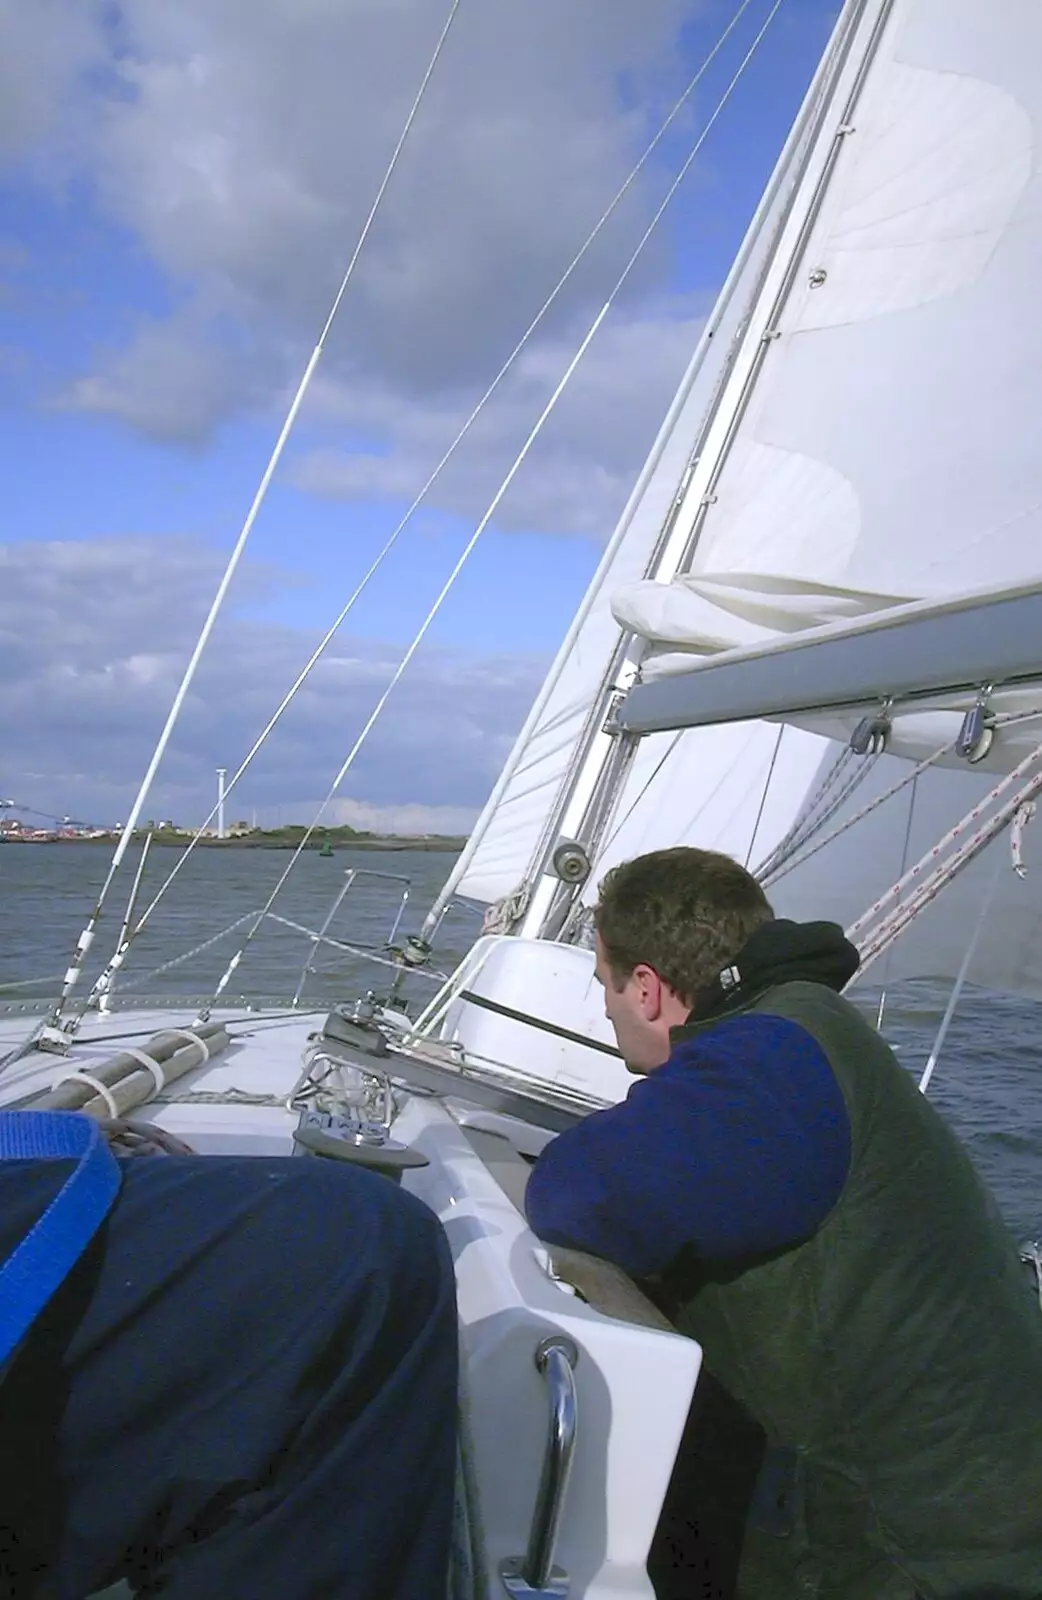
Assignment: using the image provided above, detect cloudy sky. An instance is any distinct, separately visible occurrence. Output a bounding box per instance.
[0,0,834,834]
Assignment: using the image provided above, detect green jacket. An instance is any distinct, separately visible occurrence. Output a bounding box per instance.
[655,979,1042,1599]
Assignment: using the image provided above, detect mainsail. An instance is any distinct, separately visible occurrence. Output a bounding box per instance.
[436,0,1042,998]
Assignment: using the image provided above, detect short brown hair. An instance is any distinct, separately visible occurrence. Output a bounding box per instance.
[594,847,773,1003]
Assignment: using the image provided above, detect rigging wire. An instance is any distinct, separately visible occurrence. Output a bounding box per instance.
[762,709,1042,897]
[752,746,854,880]
[874,770,919,1031]
[20,0,464,1059]
[553,730,686,944]
[203,313,612,1014]
[744,726,786,870]
[0,801,91,829]
[917,848,1005,1096]
[587,732,682,858]
[94,831,153,1015]
[84,0,775,989]
[200,0,791,1018]
[555,713,783,947]
[762,752,880,883]
[762,740,954,889]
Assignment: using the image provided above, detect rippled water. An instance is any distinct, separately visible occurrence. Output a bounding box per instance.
[3,843,1041,1239]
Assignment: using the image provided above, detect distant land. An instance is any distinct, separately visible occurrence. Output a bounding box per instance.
[0,820,467,852]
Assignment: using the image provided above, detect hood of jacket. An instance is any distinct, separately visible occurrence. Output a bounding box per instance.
[680,918,860,1030]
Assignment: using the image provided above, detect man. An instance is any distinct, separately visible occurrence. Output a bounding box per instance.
[0,1149,458,1598]
[526,846,1042,1599]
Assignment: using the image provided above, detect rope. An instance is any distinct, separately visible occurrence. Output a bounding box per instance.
[752,747,853,880]
[482,886,531,936]
[857,814,1016,972]
[759,709,1042,890]
[89,0,775,983]
[852,748,1042,977]
[873,769,920,1032]
[201,12,791,1019]
[763,740,955,888]
[29,0,463,1056]
[116,912,265,989]
[1011,799,1035,877]
[761,752,879,885]
[154,1087,287,1108]
[849,742,1042,943]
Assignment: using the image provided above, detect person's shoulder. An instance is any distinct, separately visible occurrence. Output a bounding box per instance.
[669,1006,824,1067]
[664,1006,844,1106]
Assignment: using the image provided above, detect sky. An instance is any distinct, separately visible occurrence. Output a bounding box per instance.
[0,0,837,835]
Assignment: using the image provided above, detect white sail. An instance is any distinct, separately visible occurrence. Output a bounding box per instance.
[617,0,1040,632]
[586,0,1042,995]
[435,9,858,913]
[438,0,1042,1002]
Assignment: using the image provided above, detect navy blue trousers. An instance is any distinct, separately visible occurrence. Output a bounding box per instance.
[0,1156,458,1599]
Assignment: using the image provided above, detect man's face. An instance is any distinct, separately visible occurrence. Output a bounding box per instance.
[594,933,682,1074]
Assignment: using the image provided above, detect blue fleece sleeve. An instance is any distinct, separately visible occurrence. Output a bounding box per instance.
[524,1014,851,1278]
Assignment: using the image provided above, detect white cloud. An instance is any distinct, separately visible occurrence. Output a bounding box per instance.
[89,0,692,372]
[0,538,544,827]
[0,2,726,834]
[3,0,713,502]
[294,294,707,535]
[0,0,104,162]
[57,313,256,445]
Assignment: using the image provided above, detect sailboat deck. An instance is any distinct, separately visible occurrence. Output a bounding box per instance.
[0,1006,702,1597]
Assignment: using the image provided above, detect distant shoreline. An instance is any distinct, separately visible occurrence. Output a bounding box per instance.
[0,832,467,853]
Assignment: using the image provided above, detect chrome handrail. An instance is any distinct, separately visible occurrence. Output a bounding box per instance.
[500,1334,579,1598]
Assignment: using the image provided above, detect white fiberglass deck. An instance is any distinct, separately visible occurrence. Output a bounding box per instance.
[0,1006,701,1599]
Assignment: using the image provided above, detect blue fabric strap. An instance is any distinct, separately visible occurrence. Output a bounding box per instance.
[0,1111,121,1365]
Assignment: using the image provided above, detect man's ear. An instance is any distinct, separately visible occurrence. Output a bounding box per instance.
[632,963,664,1020]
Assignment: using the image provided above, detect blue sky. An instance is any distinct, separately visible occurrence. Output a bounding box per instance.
[0,0,835,830]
